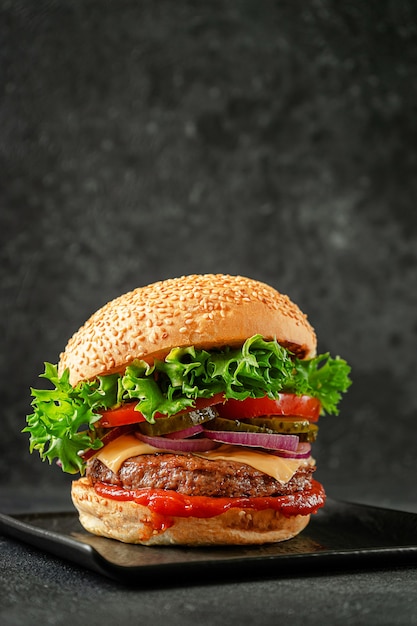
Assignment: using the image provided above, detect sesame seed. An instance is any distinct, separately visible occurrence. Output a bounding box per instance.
[58,273,316,385]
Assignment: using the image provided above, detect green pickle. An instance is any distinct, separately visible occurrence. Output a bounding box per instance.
[138,406,218,436]
[244,417,311,433]
[138,407,319,442]
[206,417,319,441]
[207,417,275,434]
[299,423,318,442]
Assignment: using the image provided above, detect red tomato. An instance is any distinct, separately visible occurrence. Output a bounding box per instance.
[217,394,321,422]
[98,404,146,428]
[98,393,225,428]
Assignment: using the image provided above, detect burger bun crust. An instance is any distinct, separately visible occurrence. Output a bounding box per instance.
[59,274,316,386]
[72,477,310,546]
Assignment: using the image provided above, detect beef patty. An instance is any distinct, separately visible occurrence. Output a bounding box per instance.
[87,453,315,498]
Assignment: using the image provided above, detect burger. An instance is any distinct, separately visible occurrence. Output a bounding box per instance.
[25,274,351,545]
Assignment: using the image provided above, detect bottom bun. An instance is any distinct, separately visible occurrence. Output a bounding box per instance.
[71,477,311,546]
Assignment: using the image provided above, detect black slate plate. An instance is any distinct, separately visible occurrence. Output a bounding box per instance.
[1,499,417,584]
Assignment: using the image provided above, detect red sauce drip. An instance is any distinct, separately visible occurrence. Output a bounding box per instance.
[94,480,326,519]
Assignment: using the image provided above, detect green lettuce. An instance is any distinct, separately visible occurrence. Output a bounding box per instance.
[24,335,351,474]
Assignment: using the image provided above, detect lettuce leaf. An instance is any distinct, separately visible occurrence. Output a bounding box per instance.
[24,335,351,474]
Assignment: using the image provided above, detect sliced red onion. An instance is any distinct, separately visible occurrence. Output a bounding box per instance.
[135,431,219,452]
[203,429,299,452]
[270,442,312,459]
[165,424,204,439]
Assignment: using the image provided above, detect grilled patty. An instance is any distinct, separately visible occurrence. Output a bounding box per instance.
[87,454,315,498]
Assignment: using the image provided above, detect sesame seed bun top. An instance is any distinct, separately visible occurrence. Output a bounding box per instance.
[58,274,317,386]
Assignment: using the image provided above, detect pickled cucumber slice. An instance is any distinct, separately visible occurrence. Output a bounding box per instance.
[242,417,311,434]
[299,424,319,442]
[206,417,275,434]
[138,406,218,436]
[205,417,318,441]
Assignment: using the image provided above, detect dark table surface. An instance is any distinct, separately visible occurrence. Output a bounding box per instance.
[1,485,417,626]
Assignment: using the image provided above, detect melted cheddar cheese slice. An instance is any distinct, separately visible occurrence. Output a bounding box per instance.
[95,434,311,485]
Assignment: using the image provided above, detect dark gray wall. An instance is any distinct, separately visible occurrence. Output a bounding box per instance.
[2,1,417,508]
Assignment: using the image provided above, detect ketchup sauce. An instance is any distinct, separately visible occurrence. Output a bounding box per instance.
[94,480,326,519]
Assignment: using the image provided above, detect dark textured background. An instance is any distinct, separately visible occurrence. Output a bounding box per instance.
[1,0,417,510]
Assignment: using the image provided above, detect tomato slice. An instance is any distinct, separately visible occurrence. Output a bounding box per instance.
[98,393,225,428]
[217,394,321,422]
